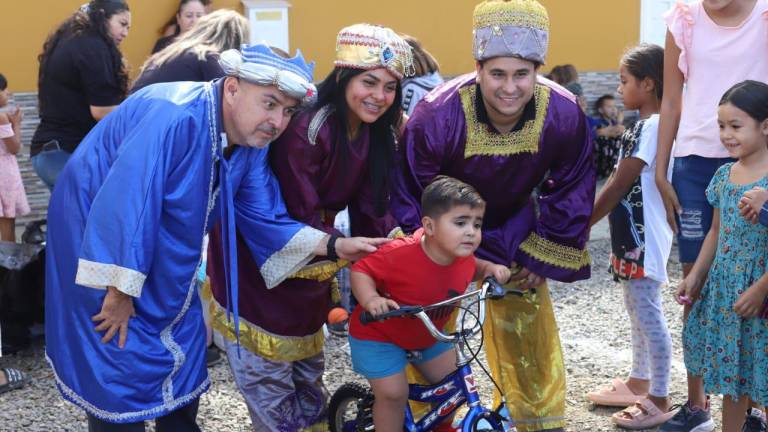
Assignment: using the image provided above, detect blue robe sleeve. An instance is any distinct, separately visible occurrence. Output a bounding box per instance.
[74,107,192,298]
[234,147,327,288]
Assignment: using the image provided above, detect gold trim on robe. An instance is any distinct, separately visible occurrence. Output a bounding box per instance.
[518,232,591,270]
[301,421,329,432]
[291,259,348,282]
[460,84,550,158]
[202,280,325,362]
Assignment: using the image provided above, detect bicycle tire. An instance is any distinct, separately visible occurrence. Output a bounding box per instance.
[328,382,375,432]
[468,413,506,432]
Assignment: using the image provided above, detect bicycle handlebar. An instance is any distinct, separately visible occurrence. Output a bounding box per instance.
[359,305,423,325]
[359,277,535,343]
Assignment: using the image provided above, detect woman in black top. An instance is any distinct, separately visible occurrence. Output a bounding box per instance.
[151,0,209,54]
[132,9,248,93]
[31,0,130,190]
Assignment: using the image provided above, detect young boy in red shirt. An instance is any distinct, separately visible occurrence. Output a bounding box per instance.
[348,176,511,432]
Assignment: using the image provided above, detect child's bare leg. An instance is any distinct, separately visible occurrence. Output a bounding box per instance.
[0,218,15,242]
[369,372,409,432]
[625,377,650,395]
[722,394,750,432]
[415,348,458,427]
[414,347,457,383]
[681,293,708,410]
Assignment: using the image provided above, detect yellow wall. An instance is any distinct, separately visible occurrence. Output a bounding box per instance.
[289,0,640,80]
[1,0,243,92]
[1,0,638,92]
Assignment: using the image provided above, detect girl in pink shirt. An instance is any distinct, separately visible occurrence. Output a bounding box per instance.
[0,73,30,242]
[654,1,768,430]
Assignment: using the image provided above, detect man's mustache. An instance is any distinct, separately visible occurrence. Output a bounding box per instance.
[256,124,278,138]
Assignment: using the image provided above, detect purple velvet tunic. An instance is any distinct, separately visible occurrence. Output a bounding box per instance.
[391,73,595,282]
[208,108,396,338]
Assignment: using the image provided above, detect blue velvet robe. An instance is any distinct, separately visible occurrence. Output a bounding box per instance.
[44,80,324,422]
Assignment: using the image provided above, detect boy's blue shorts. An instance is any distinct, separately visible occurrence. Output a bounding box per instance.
[348,336,454,379]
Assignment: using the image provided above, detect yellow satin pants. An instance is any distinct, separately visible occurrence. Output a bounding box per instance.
[484,281,565,431]
[406,281,565,431]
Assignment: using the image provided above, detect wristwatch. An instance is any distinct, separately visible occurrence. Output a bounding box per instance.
[327,234,340,262]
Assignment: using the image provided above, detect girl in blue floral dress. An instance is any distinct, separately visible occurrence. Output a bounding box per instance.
[680,80,768,432]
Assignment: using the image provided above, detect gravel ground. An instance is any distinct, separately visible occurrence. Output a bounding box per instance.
[0,237,722,432]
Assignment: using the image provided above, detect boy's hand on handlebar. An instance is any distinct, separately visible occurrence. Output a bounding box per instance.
[484,264,512,285]
[363,296,399,317]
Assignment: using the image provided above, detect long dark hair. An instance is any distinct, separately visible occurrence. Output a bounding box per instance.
[719,80,768,123]
[314,67,404,216]
[37,0,130,110]
[621,43,664,102]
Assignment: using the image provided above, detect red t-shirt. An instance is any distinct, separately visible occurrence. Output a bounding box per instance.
[349,228,476,350]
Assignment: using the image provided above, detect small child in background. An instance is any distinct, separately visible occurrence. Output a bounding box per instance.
[348,176,510,432]
[586,44,676,429]
[400,35,443,117]
[590,94,625,179]
[0,73,30,242]
[680,80,768,432]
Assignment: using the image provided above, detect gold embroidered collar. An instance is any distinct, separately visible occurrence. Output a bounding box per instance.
[460,83,551,158]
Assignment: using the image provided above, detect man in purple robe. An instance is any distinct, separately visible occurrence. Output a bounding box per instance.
[390,1,596,431]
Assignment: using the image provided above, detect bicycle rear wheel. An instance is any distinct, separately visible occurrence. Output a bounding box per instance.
[328,383,374,432]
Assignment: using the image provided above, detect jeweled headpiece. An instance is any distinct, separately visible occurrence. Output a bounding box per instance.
[472,0,549,64]
[219,43,317,106]
[334,24,415,80]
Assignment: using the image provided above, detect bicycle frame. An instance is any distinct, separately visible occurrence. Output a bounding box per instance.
[403,362,494,432]
[339,278,524,432]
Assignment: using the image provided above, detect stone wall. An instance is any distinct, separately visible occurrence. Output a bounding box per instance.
[580,71,621,116]
[580,70,640,125]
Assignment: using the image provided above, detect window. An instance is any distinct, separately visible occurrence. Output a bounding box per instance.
[241,0,291,53]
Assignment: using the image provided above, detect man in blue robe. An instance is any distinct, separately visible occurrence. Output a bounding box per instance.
[44,44,385,431]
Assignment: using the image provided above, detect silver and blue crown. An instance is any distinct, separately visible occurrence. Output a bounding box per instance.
[240,43,315,83]
[219,43,318,106]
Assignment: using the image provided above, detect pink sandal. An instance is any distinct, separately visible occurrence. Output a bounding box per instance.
[611,398,678,430]
[586,378,645,407]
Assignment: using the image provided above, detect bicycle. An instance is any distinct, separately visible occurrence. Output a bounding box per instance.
[328,277,534,432]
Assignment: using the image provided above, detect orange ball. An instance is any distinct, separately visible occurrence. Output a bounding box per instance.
[327,307,349,324]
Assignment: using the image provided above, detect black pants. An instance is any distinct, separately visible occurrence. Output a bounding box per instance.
[87,399,200,432]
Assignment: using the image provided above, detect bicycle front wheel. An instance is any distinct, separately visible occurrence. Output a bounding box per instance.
[328,383,374,432]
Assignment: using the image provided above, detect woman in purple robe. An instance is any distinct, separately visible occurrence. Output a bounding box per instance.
[204,24,414,431]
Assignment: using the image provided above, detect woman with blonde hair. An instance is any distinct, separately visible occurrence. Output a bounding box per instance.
[132,9,248,92]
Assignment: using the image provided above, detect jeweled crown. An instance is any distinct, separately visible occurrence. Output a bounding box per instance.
[334,24,415,79]
[472,0,550,63]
